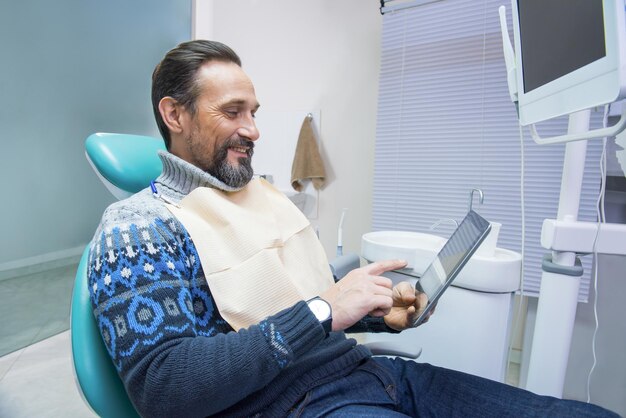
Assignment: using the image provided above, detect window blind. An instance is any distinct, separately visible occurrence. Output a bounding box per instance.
[373,0,603,301]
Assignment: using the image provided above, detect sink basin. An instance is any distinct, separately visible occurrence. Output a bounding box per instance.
[455,248,521,292]
[361,230,521,293]
[361,231,445,275]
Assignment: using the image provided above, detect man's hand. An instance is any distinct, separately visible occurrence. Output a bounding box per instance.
[321,259,407,332]
[383,282,432,331]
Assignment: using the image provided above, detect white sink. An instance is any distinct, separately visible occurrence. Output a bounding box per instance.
[361,231,445,276]
[361,230,521,293]
[455,248,521,293]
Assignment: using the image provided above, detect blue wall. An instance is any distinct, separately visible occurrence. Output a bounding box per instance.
[0,0,191,263]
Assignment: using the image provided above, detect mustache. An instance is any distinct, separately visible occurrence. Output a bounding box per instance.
[224,137,255,156]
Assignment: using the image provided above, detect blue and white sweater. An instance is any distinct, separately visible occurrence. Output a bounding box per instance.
[88,151,394,417]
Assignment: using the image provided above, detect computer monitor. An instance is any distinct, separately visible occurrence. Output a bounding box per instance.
[511,0,626,126]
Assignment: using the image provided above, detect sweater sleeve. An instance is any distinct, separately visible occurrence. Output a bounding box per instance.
[346,315,401,334]
[88,206,325,417]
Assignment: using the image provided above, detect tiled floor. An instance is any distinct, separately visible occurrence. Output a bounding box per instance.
[0,330,96,417]
[0,262,91,417]
[0,263,78,357]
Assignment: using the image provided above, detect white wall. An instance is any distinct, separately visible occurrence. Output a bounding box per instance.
[194,0,383,258]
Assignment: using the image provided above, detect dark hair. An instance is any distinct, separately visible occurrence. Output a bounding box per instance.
[151,40,242,149]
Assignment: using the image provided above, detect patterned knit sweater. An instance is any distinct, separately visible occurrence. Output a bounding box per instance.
[88,151,394,417]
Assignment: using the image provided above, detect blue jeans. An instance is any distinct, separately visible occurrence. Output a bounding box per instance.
[285,358,618,417]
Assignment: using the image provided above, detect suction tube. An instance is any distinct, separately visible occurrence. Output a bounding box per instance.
[337,208,348,257]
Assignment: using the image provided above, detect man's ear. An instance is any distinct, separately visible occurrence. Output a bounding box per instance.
[158,97,186,134]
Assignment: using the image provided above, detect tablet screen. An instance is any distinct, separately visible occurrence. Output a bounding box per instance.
[417,210,491,300]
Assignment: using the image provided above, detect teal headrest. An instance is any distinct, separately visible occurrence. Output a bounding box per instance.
[85,132,166,194]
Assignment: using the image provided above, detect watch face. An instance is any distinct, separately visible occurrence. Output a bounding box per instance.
[308,299,331,321]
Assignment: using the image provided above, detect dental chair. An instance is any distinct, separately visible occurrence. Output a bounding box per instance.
[71,133,163,418]
[71,132,419,418]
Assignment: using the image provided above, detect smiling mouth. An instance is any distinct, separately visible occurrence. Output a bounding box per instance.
[225,138,255,160]
[230,146,249,155]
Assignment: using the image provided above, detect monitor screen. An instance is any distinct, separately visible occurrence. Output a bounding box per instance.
[511,0,626,125]
[518,0,606,93]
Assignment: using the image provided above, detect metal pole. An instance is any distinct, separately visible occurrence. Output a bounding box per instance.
[525,109,590,397]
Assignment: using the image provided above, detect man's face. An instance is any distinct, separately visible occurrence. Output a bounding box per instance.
[177,61,260,188]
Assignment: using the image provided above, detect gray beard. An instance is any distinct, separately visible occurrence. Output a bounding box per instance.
[211,155,254,189]
[208,140,255,188]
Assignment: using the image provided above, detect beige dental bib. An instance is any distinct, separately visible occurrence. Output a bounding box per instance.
[163,178,334,330]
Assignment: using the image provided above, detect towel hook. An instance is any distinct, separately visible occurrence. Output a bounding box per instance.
[306,113,313,120]
[468,188,484,212]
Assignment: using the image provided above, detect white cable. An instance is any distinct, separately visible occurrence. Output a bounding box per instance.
[515,120,527,380]
[514,121,527,300]
[479,0,487,187]
[586,104,609,402]
[600,104,609,224]
[505,114,527,386]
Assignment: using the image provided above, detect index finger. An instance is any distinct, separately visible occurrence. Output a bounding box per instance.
[362,259,408,276]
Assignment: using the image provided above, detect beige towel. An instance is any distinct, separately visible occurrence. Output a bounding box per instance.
[291,116,326,192]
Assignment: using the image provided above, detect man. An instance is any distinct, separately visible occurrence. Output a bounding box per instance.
[88,40,616,417]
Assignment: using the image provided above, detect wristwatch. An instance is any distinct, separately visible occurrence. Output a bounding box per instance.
[306,297,332,335]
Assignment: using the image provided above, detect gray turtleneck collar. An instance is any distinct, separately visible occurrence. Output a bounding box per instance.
[153,150,246,201]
